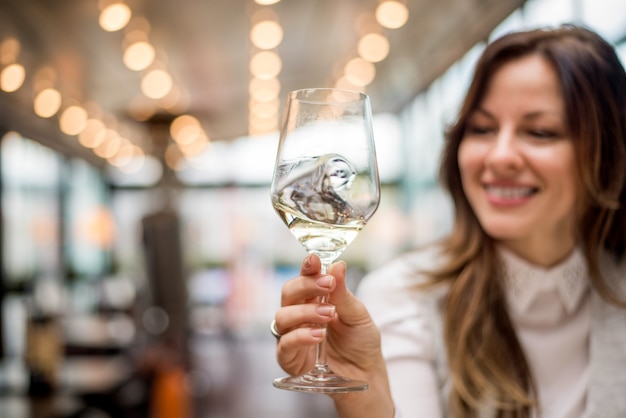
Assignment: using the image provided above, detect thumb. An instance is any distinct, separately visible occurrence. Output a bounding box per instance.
[328,261,368,321]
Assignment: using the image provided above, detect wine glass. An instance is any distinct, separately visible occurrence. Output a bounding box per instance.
[270,88,380,393]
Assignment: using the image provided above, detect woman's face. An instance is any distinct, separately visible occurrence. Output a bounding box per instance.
[458,54,579,266]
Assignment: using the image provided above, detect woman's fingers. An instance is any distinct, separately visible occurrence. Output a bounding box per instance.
[278,256,358,333]
[280,258,337,306]
[274,302,336,336]
[277,325,327,347]
[274,256,378,378]
[280,274,335,306]
[275,325,326,375]
[274,301,334,375]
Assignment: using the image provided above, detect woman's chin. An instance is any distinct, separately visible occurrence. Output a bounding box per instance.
[480,222,528,242]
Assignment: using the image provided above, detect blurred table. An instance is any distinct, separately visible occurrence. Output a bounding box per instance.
[0,355,134,417]
[62,313,136,356]
[0,312,140,418]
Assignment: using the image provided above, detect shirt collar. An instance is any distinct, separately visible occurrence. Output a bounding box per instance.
[498,245,588,315]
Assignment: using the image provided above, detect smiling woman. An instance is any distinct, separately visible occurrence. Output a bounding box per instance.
[273,24,626,418]
[410,24,626,417]
[458,54,578,266]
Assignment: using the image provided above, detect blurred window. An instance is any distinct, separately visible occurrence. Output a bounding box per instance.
[64,159,112,280]
[1,132,62,286]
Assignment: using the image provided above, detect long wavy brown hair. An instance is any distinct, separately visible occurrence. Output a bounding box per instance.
[429,25,626,417]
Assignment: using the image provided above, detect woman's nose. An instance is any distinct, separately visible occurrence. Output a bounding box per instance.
[484,129,523,174]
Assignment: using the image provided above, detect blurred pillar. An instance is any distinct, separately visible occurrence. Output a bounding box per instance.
[141,211,189,364]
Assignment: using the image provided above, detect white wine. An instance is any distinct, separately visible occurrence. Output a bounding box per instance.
[272,154,372,262]
[274,201,364,263]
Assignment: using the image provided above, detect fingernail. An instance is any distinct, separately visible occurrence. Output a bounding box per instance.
[310,328,326,339]
[317,275,334,289]
[316,305,336,317]
[303,255,312,269]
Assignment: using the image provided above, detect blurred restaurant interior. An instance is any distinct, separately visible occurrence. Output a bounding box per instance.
[0,0,625,417]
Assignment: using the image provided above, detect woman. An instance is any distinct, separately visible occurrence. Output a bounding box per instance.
[271,24,626,418]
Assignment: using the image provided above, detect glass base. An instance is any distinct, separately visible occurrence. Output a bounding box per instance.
[273,366,368,393]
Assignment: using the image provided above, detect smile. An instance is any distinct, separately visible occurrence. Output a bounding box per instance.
[485,185,537,200]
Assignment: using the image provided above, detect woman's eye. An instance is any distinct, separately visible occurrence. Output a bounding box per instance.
[466,124,493,135]
[529,129,558,139]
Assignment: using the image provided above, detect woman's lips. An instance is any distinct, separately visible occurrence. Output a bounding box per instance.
[484,184,537,206]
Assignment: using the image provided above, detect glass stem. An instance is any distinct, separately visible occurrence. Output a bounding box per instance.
[314,262,332,374]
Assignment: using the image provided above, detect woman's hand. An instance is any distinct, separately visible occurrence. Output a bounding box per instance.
[273,254,394,418]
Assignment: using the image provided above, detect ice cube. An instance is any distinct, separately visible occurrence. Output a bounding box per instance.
[277,154,359,224]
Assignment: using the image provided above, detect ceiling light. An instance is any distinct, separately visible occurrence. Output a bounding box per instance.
[78,119,106,148]
[250,20,283,50]
[99,3,132,32]
[0,63,25,92]
[254,0,281,4]
[249,77,280,102]
[344,57,376,86]
[107,141,135,167]
[94,132,122,158]
[358,33,390,63]
[249,99,279,119]
[249,51,282,80]
[92,129,116,151]
[59,105,88,135]
[141,69,173,99]
[334,76,360,92]
[174,125,204,145]
[375,1,409,29]
[250,87,279,103]
[33,88,62,118]
[170,114,201,141]
[123,41,155,71]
